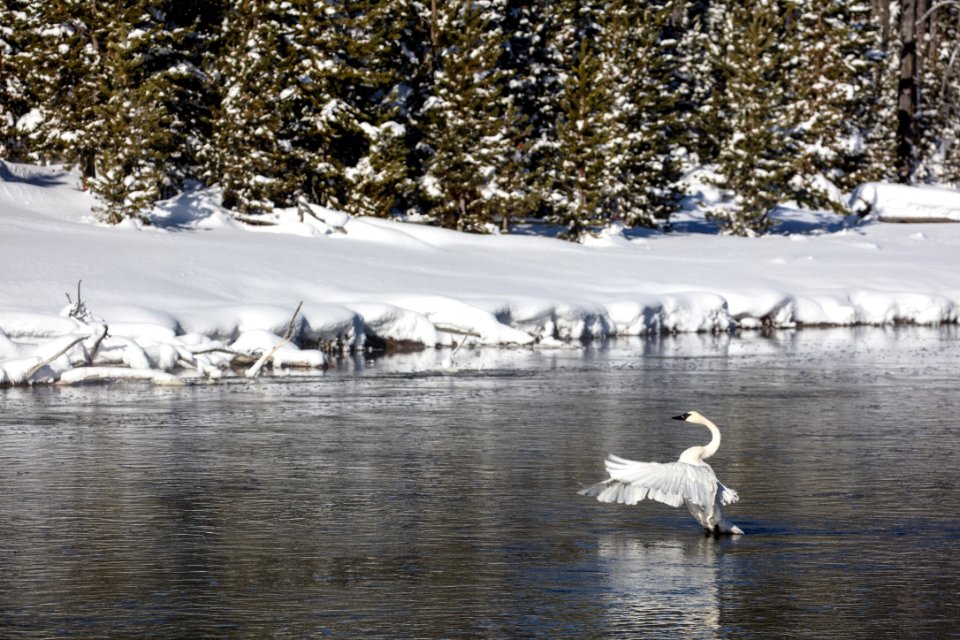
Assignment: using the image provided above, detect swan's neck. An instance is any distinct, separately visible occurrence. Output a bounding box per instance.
[677,417,722,465]
[699,417,721,461]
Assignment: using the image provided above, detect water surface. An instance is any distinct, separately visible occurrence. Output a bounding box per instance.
[1,328,958,638]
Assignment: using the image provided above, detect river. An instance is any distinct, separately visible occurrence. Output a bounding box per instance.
[1,327,958,638]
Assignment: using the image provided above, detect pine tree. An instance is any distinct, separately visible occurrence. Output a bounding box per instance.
[210,0,369,214]
[211,0,314,213]
[779,0,877,208]
[417,0,517,232]
[2,0,112,179]
[846,0,898,185]
[338,0,429,219]
[482,99,539,232]
[0,0,32,159]
[88,2,213,222]
[1,1,216,221]
[497,0,565,223]
[347,120,414,218]
[701,1,793,235]
[500,0,564,148]
[669,0,719,165]
[540,0,618,240]
[914,2,960,184]
[549,37,615,239]
[838,0,895,186]
[603,0,684,227]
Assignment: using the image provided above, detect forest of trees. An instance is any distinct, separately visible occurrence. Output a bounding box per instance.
[2,0,960,237]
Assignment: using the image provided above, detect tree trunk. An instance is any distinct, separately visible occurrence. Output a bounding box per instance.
[878,0,892,49]
[897,0,920,183]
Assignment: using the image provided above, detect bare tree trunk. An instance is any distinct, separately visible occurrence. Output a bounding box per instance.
[897,0,920,183]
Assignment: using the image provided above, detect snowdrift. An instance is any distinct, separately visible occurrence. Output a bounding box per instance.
[852,182,960,222]
[2,161,959,385]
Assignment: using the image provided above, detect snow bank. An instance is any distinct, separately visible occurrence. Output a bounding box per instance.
[2,160,960,385]
[852,182,960,222]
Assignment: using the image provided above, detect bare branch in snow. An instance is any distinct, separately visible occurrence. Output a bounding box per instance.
[246,301,304,379]
[23,336,87,382]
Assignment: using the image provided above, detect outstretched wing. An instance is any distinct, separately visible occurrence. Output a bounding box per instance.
[580,454,736,511]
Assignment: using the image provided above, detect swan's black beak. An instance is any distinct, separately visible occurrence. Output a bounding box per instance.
[672,413,688,421]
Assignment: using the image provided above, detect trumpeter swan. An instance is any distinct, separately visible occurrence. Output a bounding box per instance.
[580,411,744,536]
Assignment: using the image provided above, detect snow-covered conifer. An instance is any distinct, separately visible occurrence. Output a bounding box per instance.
[784,0,885,198]
[0,0,33,159]
[1,0,111,179]
[914,2,960,184]
[700,1,794,235]
[541,0,617,240]
[341,0,431,218]
[88,3,212,222]
[417,0,518,232]
[211,0,369,215]
[602,0,684,227]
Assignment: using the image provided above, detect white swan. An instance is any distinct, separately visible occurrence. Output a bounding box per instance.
[580,411,744,535]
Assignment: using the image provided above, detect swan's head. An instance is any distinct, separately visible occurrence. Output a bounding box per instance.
[672,410,706,424]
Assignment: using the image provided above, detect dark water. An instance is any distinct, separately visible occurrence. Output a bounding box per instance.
[1,328,958,639]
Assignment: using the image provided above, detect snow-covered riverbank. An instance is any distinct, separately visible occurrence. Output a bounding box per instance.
[2,160,959,385]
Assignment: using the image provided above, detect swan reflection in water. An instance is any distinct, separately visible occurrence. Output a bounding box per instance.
[596,536,724,637]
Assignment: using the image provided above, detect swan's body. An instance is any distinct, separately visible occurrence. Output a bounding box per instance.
[580,411,744,535]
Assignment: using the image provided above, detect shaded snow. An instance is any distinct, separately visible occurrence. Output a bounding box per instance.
[2,160,960,384]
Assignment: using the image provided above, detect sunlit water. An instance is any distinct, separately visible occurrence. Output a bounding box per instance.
[1,328,958,639]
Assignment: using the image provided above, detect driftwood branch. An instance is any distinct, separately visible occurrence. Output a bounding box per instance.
[188,346,247,357]
[87,324,108,363]
[283,301,304,341]
[23,336,87,381]
[246,301,304,379]
[297,197,349,233]
[232,212,280,226]
[432,323,482,338]
[65,280,91,321]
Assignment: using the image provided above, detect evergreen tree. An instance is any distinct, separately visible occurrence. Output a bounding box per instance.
[340,0,431,219]
[211,0,317,213]
[497,0,566,223]
[549,38,615,239]
[780,0,878,206]
[603,0,684,227]
[2,0,112,179]
[417,0,518,232]
[88,2,213,222]
[0,0,32,158]
[7,0,960,234]
[914,2,960,184]
[347,120,414,218]
[669,0,719,164]
[895,0,920,183]
[541,0,618,240]
[210,0,368,214]
[1,1,217,221]
[701,1,793,235]
[843,0,897,186]
[481,99,539,232]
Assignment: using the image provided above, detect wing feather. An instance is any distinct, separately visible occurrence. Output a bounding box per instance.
[718,482,739,505]
[580,454,735,511]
